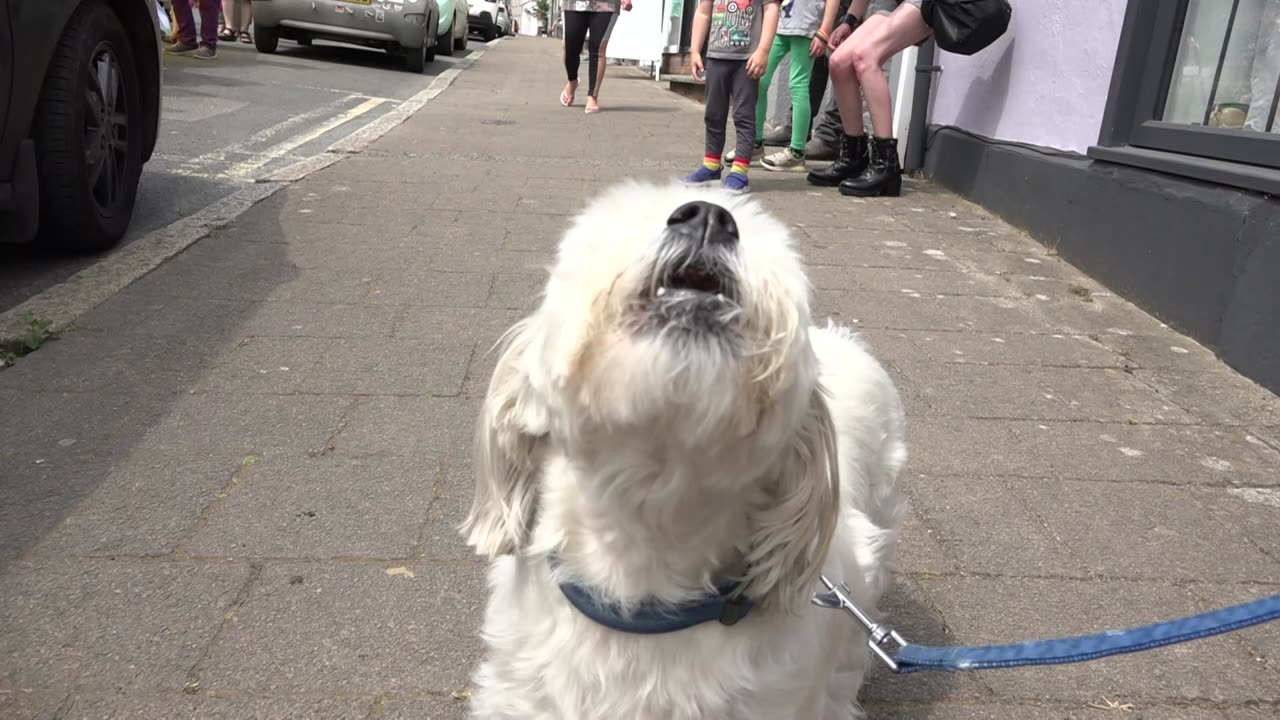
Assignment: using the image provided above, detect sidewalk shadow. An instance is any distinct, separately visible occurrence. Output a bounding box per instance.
[267,42,470,73]
[0,196,294,568]
[860,578,967,718]
[950,37,1016,140]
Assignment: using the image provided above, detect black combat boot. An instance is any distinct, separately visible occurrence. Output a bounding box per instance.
[805,133,868,187]
[839,136,902,197]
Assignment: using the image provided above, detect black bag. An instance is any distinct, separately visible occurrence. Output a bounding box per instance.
[920,0,1012,56]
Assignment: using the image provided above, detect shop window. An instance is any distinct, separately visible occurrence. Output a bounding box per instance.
[1092,0,1280,195]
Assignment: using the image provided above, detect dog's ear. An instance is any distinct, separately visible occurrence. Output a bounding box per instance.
[462,318,548,559]
[742,385,840,613]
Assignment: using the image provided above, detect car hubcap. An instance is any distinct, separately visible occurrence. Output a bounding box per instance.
[84,43,128,209]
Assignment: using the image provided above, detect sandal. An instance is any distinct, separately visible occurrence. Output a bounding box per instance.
[239,31,252,44]
[560,80,577,107]
[218,27,236,41]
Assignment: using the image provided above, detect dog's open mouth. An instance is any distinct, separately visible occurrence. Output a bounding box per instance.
[658,258,732,299]
[634,252,739,334]
[642,252,738,304]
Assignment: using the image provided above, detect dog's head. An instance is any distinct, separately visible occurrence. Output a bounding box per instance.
[463,181,838,610]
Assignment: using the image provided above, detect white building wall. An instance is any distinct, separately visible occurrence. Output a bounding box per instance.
[926,0,1128,153]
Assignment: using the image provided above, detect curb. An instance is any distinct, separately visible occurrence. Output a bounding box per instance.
[0,38,501,355]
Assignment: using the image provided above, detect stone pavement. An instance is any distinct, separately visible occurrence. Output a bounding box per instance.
[2,37,1279,720]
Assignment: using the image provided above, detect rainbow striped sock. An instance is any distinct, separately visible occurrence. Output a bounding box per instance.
[731,158,749,176]
[703,153,723,171]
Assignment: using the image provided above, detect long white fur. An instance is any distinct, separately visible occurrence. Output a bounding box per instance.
[462,181,908,720]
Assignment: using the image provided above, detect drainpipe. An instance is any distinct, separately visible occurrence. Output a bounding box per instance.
[904,39,941,173]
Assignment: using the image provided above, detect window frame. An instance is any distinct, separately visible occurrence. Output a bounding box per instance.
[1090,0,1280,195]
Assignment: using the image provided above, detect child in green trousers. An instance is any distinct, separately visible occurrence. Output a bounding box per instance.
[756,0,843,171]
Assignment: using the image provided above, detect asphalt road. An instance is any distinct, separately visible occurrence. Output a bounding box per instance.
[0,34,490,314]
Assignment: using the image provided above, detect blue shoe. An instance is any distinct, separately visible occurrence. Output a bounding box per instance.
[722,171,749,194]
[681,165,722,185]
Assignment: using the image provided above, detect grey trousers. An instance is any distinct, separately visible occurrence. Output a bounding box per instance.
[703,58,759,163]
[812,85,845,145]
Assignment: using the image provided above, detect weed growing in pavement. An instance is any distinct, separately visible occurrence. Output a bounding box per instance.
[0,313,63,369]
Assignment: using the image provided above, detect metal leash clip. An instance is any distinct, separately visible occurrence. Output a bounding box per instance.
[812,575,909,672]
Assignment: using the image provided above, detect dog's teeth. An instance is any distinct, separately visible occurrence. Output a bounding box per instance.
[657,287,667,296]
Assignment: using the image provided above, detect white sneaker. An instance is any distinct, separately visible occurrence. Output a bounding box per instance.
[723,143,764,166]
[761,148,807,173]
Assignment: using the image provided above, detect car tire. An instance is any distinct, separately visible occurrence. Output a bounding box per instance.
[440,19,455,56]
[32,0,143,253]
[456,23,468,51]
[483,27,496,42]
[406,19,435,72]
[254,24,280,53]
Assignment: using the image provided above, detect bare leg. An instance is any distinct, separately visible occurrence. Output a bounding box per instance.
[588,12,619,112]
[219,0,234,37]
[850,3,931,137]
[829,14,887,136]
[240,0,253,32]
[586,39,604,112]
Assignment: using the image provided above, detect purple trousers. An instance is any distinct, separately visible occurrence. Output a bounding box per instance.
[171,0,219,48]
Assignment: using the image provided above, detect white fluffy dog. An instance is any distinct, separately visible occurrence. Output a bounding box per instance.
[462,181,907,720]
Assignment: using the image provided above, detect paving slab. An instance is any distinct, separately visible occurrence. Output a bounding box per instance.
[0,690,67,719]
[904,417,1057,477]
[0,559,250,692]
[866,704,1228,719]
[378,696,472,719]
[27,450,242,558]
[1006,478,1280,583]
[905,475,1087,578]
[1013,421,1280,486]
[182,453,441,560]
[335,395,477,460]
[197,562,485,695]
[55,695,373,720]
[899,330,1125,368]
[392,306,524,345]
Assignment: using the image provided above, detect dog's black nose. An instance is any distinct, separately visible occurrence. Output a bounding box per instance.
[667,201,739,248]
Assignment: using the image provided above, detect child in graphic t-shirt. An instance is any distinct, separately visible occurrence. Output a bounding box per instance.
[680,0,782,194]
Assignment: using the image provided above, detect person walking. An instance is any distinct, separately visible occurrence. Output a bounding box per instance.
[588,0,634,112]
[807,0,931,197]
[166,0,220,59]
[560,0,632,114]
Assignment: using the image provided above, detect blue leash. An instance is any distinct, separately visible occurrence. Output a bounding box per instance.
[813,575,1280,673]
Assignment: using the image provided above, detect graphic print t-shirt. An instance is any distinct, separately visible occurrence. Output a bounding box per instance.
[706,0,779,60]
[777,0,824,37]
[565,0,621,11]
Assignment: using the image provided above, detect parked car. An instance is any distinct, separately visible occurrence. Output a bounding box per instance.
[0,0,162,252]
[251,0,464,72]
[468,0,511,42]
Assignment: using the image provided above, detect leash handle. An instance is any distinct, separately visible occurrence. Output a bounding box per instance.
[813,577,1280,674]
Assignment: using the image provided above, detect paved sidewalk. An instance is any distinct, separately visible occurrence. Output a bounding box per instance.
[2,38,1279,720]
